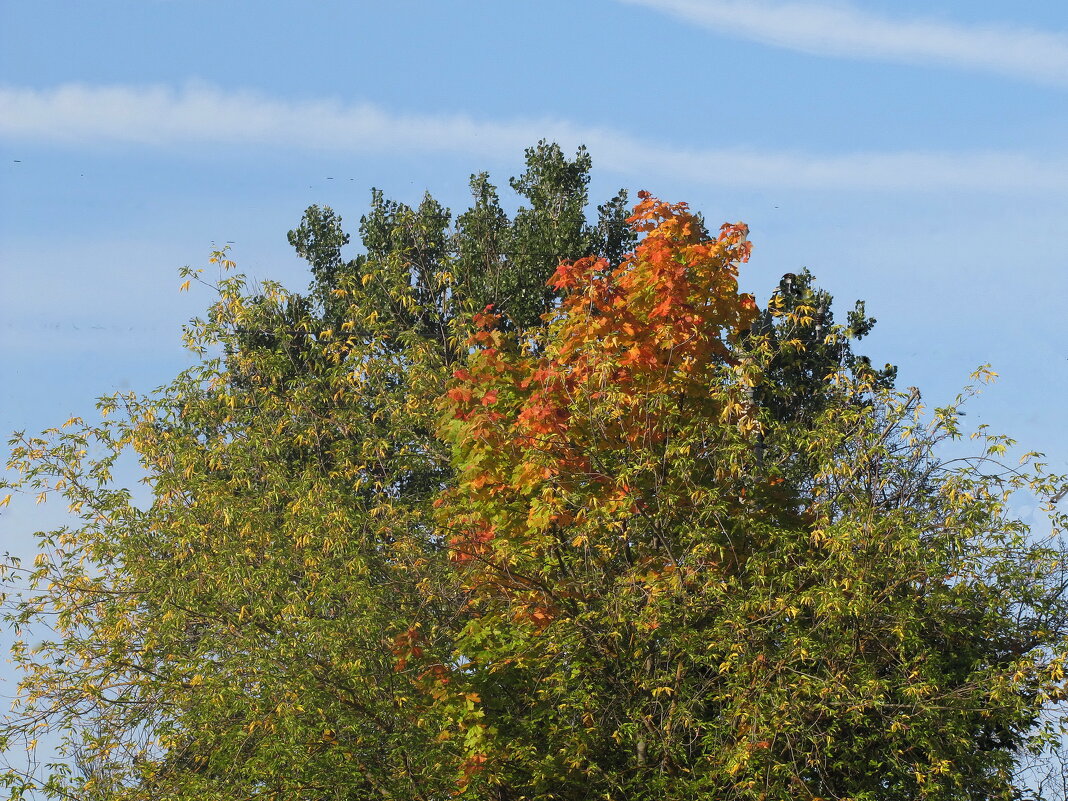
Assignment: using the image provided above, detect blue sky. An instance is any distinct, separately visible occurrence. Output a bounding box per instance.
[0,0,1066,780]
[2,0,1067,527]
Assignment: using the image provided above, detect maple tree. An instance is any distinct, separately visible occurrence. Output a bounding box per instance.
[1,150,1066,801]
[432,195,1068,798]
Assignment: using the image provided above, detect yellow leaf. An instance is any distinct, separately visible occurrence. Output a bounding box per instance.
[179,280,191,292]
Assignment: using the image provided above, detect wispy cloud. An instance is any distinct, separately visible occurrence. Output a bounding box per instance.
[0,82,551,155]
[617,0,1068,86]
[2,82,1068,192]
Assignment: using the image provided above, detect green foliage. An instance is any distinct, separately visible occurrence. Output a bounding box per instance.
[1,262,458,799]
[296,140,635,345]
[745,268,897,425]
[1,148,1066,801]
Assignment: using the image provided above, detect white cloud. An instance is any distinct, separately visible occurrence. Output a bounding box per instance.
[617,0,1068,86]
[0,82,546,155]
[2,82,1068,192]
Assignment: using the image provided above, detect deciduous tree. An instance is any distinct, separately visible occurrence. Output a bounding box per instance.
[2,154,1065,801]
[433,195,1068,799]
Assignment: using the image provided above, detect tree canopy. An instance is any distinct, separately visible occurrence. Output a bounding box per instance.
[2,144,1067,801]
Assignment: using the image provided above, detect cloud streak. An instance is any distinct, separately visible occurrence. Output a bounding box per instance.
[618,0,1068,87]
[2,82,1068,193]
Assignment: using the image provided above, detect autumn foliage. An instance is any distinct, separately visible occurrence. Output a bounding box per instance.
[444,194,754,544]
[2,154,1068,801]
[431,195,768,791]
[428,195,1068,798]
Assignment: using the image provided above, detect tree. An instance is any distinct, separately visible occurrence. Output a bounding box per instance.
[433,194,1068,799]
[0,143,632,801]
[1,151,1065,801]
[745,268,896,426]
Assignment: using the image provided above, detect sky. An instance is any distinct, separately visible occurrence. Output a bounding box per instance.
[0,2,1065,524]
[1,0,1067,713]
[0,0,1066,788]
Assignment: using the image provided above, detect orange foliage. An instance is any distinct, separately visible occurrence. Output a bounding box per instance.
[439,193,757,592]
